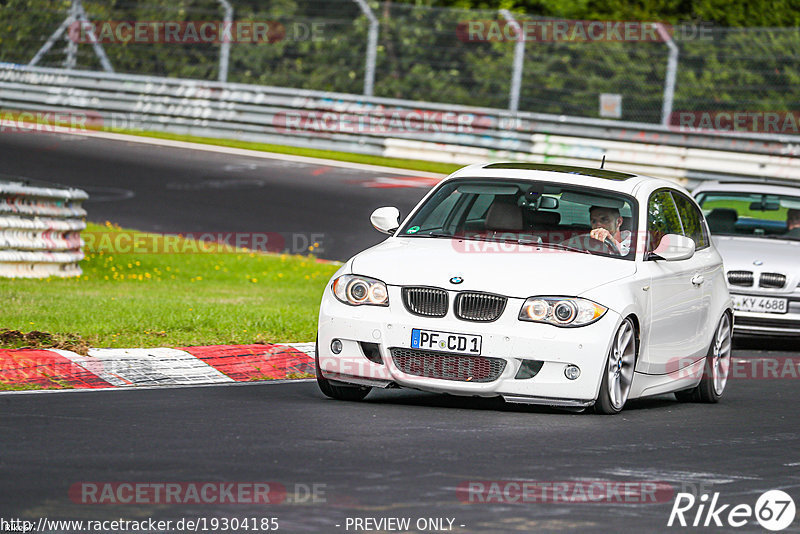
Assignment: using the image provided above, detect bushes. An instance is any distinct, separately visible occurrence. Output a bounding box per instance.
[1,0,797,123]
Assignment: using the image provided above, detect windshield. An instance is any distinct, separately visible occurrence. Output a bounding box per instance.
[399,178,638,259]
[695,191,800,240]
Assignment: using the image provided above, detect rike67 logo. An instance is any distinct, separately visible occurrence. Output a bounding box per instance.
[668,490,796,531]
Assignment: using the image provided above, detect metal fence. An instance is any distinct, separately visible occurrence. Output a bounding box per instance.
[1,64,798,187]
[2,0,799,125]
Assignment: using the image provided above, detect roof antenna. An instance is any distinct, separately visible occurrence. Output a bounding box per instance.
[600,155,606,169]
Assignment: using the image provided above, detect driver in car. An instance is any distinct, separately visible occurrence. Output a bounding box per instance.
[589,206,632,255]
[786,208,800,237]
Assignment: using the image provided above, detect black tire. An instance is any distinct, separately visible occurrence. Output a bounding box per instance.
[674,313,731,403]
[595,318,637,414]
[674,388,700,402]
[315,340,371,401]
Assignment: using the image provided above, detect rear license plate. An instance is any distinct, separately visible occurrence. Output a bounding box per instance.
[732,295,788,314]
[410,329,482,355]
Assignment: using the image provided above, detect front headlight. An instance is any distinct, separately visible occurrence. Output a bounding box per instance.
[332,275,389,306]
[518,297,606,327]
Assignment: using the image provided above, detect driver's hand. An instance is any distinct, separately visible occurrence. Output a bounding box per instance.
[590,228,611,242]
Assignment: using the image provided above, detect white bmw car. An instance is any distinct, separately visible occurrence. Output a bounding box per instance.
[692,180,800,336]
[316,163,733,414]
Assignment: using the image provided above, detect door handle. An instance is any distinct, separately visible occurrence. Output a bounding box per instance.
[691,274,705,286]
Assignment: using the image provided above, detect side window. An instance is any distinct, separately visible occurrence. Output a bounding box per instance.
[647,190,683,252]
[672,192,709,249]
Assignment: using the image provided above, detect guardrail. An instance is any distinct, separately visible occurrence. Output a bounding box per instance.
[0,178,87,278]
[1,64,799,186]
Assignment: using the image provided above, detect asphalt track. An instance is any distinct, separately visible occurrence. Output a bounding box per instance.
[1,133,800,533]
[0,132,433,260]
[1,341,799,533]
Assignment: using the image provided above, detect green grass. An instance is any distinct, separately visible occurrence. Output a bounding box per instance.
[702,199,788,221]
[0,222,340,349]
[112,129,462,175]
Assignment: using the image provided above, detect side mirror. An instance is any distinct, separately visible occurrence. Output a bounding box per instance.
[650,233,695,261]
[370,206,400,235]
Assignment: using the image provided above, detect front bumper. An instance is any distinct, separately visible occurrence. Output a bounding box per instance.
[733,312,800,336]
[318,288,621,406]
[731,292,800,336]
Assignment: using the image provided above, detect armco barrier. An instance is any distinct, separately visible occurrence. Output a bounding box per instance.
[0,64,799,184]
[0,179,88,278]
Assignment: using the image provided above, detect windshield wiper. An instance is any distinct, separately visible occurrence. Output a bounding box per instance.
[402,231,459,239]
[536,241,591,254]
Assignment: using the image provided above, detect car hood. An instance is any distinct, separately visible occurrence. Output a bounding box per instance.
[713,235,800,272]
[712,235,800,291]
[350,237,636,298]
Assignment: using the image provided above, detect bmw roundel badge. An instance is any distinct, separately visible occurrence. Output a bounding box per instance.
[450,276,463,284]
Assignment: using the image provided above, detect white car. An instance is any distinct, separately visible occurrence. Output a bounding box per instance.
[693,180,800,336]
[316,163,733,414]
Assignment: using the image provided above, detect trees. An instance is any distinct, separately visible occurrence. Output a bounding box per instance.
[1,0,797,123]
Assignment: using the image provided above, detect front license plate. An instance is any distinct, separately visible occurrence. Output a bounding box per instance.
[732,295,788,314]
[410,329,482,355]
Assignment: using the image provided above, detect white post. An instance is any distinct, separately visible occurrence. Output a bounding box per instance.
[218,0,234,82]
[353,0,378,96]
[75,1,114,72]
[657,23,679,127]
[64,0,79,69]
[30,0,113,72]
[29,10,77,66]
[500,9,524,113]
